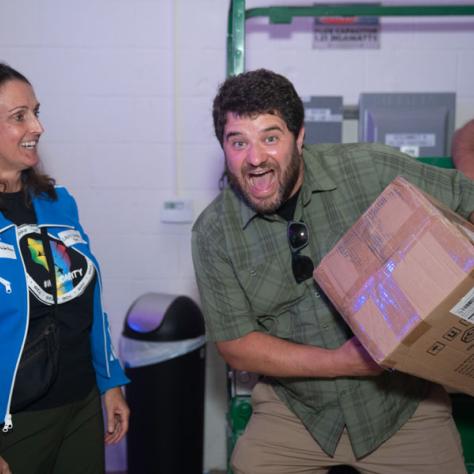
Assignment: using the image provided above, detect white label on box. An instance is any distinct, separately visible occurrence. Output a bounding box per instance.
[305,108,342,123]
[450,287,474,322]
[385,133,436,148]
[400,145,420,158]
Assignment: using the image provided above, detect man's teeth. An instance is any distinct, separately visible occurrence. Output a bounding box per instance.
[250,169,271,177]
[21,141,37,149]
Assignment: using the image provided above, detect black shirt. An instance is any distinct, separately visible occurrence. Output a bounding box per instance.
[2,192,96,409]
[276,189,300,221]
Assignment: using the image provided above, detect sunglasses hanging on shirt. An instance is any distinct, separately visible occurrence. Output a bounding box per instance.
[287,220,314,284]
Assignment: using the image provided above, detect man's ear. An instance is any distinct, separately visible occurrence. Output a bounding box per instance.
[296,126,305,154]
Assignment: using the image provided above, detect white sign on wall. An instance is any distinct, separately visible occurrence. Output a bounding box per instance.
[313,3,380,49]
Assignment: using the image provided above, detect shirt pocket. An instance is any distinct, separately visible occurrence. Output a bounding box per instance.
[264,293,331,344]
[234,255,315,340]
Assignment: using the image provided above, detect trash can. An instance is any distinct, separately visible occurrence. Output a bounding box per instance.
[120,293,206,474]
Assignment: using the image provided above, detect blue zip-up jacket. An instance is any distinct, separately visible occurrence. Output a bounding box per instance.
[0,186,129,430]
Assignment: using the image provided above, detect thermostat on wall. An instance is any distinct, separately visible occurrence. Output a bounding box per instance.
[160,199,194,223]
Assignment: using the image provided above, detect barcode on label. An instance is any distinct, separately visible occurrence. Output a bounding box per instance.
[451,288,474,321]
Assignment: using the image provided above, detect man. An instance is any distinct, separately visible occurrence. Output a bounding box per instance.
[192,69,472,474]
[453,119,474,180]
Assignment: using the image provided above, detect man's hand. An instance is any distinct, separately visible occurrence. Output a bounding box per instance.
[334,337,383,377]
[103,387,130,445]
[0,456,11,474]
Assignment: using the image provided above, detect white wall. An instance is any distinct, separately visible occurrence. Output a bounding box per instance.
[245,0,474,129]
[1,0,473,471]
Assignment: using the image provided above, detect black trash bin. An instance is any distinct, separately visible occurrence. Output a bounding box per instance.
[120,293,206,474]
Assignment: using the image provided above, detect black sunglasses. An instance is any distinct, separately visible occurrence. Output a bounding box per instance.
[287,221,314,284]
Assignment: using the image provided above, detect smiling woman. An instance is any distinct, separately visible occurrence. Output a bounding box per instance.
[0,79,43,186]
[0,66,53,200]
[0,63,130,474]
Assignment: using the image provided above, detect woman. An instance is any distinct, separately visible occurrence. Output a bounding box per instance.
[0,63,129,474]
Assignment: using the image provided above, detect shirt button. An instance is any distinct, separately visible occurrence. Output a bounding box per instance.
[314,290,320,298]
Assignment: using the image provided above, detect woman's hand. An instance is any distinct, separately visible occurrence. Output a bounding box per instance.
[0,456,11,474]
[103,387,130,445]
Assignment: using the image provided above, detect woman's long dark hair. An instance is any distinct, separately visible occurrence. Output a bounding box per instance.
[0,63,56,207]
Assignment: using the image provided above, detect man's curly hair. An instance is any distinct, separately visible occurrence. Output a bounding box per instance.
[212,69,304,147]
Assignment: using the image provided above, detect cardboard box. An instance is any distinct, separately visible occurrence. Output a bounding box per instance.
[314,177,474,396]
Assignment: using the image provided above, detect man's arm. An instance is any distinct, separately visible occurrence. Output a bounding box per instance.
[193,208,381,380]
[217,331,382,378]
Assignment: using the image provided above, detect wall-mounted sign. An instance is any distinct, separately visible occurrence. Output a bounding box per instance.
[313,3,380,49]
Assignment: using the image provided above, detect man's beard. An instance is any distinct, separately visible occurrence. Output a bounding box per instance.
[226,144,302,215]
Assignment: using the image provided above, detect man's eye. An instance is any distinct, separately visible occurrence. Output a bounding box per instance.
[232,141,246,149]
[13,113,25,122]
[34,109,40,118]
[265,136,278,144]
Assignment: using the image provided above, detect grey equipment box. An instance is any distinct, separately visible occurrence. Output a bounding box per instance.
[358,92,455,158]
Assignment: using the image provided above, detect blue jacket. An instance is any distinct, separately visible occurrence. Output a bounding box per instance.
[0,186,129,430]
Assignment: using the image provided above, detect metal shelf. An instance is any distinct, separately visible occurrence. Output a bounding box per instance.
[228,0,474,76]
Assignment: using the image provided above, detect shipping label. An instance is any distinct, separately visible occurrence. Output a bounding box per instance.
[450,287,474,322]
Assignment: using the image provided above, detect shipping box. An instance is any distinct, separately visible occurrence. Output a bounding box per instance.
[314,176,474,396]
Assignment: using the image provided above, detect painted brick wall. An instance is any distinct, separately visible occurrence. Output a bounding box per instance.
[1,0,473,471]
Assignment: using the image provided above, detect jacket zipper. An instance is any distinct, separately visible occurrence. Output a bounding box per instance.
[0,277,12,294]
[1,414,12,433]
[3,229,30,432]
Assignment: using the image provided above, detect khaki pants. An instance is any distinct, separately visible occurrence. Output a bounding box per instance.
[232,382,467,474]
[0,388,104,474]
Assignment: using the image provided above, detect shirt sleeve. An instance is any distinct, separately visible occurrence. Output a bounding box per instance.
[371,144,474,219]
[191,215,259,342]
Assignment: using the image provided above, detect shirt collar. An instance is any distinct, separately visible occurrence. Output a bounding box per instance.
[300,145,337,206]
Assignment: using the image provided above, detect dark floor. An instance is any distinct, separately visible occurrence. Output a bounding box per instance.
[329,467,360,473]
[109,467,360,474]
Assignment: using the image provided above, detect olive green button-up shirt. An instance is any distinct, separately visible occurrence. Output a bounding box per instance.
[192,143,474,458]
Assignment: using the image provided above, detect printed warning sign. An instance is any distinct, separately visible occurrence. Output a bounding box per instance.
[313,3,380,49]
